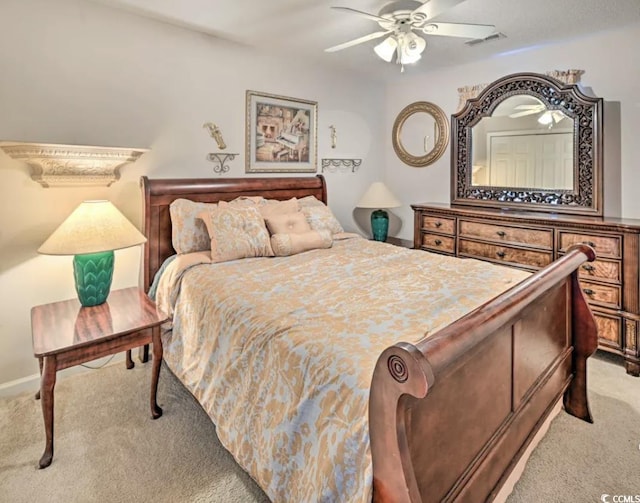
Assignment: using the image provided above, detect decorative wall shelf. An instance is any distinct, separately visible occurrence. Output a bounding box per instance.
[321,158,362,173]
[0,142,148,187]
[207,152,238,175]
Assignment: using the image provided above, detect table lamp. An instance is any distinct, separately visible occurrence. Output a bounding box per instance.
[356,182,401,242]
[38,200,147,307]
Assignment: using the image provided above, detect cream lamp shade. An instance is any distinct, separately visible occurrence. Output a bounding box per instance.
[38,200,146,255]
[38,200,146,307]
[356,182,401,209]
[356,182,401,242]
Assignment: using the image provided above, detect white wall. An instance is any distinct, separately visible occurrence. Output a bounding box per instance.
[0,0,385,386]
[384,23,640,239]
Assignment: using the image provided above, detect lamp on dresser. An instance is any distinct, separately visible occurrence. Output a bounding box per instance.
[38,200,147,307]
[357,182,401,242]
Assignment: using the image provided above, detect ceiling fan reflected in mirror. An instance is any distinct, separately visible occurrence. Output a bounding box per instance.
[509,104,568,128]
[325,0,497,72]
[508,103,547,118]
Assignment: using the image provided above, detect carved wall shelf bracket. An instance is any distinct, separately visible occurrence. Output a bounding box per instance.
[321,158,362,173]
[207,152,238,175]
[0,142,148,187]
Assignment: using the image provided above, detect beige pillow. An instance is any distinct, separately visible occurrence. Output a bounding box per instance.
[264,212,311,235]
[226,196,266,207]
[258,198,298,219]
[198,205,274,263]
[298,195,326,208]
[301,205,344,235]
[170,199,217,254]
[270,230,333,257]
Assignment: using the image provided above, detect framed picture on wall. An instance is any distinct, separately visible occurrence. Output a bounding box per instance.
[245,90,317,173]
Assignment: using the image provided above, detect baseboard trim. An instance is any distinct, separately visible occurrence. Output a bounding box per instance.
[0,353,126,399]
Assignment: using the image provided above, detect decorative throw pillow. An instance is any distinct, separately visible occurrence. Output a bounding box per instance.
[264,212,311,235]
[226,196,266,207]
[301,205,345,235]
[298,195,326,208]
[270,230,333,257]
[258,198,299,219]
[198,205,274,263]
[170,199,217,254]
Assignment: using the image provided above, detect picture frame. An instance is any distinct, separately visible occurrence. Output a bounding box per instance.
[245,90,317,173]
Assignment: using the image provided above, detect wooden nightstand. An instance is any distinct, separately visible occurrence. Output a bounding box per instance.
[31,286,169,468]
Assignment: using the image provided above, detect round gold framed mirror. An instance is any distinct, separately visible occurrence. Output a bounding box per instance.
[392,101,449,167]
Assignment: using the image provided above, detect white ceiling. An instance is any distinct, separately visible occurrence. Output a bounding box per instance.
[92,0,640,80]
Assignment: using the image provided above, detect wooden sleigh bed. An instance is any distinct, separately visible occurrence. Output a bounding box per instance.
[139,174,598,503]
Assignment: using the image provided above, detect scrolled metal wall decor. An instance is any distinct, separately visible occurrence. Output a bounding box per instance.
[451,72,603,216]
[392,101,449,167]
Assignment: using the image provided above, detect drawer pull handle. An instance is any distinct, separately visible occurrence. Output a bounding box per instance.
[434,221,442,228]
[582,264,596,272]
[496,251,506,258]
[582,240,596,247]
[434,239,442,246]
[496,231,506,237]
[583,288,595,296]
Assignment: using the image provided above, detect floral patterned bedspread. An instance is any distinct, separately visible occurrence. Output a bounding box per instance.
[155,236,530,503]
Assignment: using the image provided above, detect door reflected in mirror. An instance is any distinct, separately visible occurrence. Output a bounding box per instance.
[471,95,574,190]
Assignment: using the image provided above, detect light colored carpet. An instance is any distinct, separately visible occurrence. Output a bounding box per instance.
[1,352,638,503]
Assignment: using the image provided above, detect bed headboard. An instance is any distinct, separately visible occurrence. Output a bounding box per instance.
[140,175,328,292]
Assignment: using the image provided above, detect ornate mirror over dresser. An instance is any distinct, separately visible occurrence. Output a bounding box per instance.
[412,72,640,375]
[452,72,603,215]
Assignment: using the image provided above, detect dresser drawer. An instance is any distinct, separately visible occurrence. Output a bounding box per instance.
[421,215,455,235]
[558,232,621,259]
[459,219,552,249]
[593,311,622,350]
[458,239,553,269]
[577,258,621,284]
[580,280,621,309]
[420,233,455,254]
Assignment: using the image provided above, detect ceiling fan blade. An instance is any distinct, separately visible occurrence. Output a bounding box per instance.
[514,104,545,110]
[330,6,390,23]
[422,22,497,39]
[410,0,464,22]
[324,30,391,53]
[510,110,539,118]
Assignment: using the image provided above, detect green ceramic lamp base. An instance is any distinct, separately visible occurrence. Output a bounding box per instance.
[371,209,389,242]
[73,250,114,307]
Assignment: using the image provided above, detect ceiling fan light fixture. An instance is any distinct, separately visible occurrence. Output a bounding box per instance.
[538,112,553,125]
[374,36,398,62]
[398,32,426,64]
[400,51,422,64]
[422,23,438,34]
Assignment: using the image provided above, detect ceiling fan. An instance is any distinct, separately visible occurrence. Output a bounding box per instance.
[325,0,497,71]
[509,104,547,118]
[509,104,567,127]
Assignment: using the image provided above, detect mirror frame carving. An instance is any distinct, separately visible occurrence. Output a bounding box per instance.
[393,101,449,167]
[451,72,603,215]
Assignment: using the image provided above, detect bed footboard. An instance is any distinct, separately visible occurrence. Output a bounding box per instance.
[369,245,598,503]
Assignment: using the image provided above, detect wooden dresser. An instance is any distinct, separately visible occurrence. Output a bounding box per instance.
[412,202,640,376]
